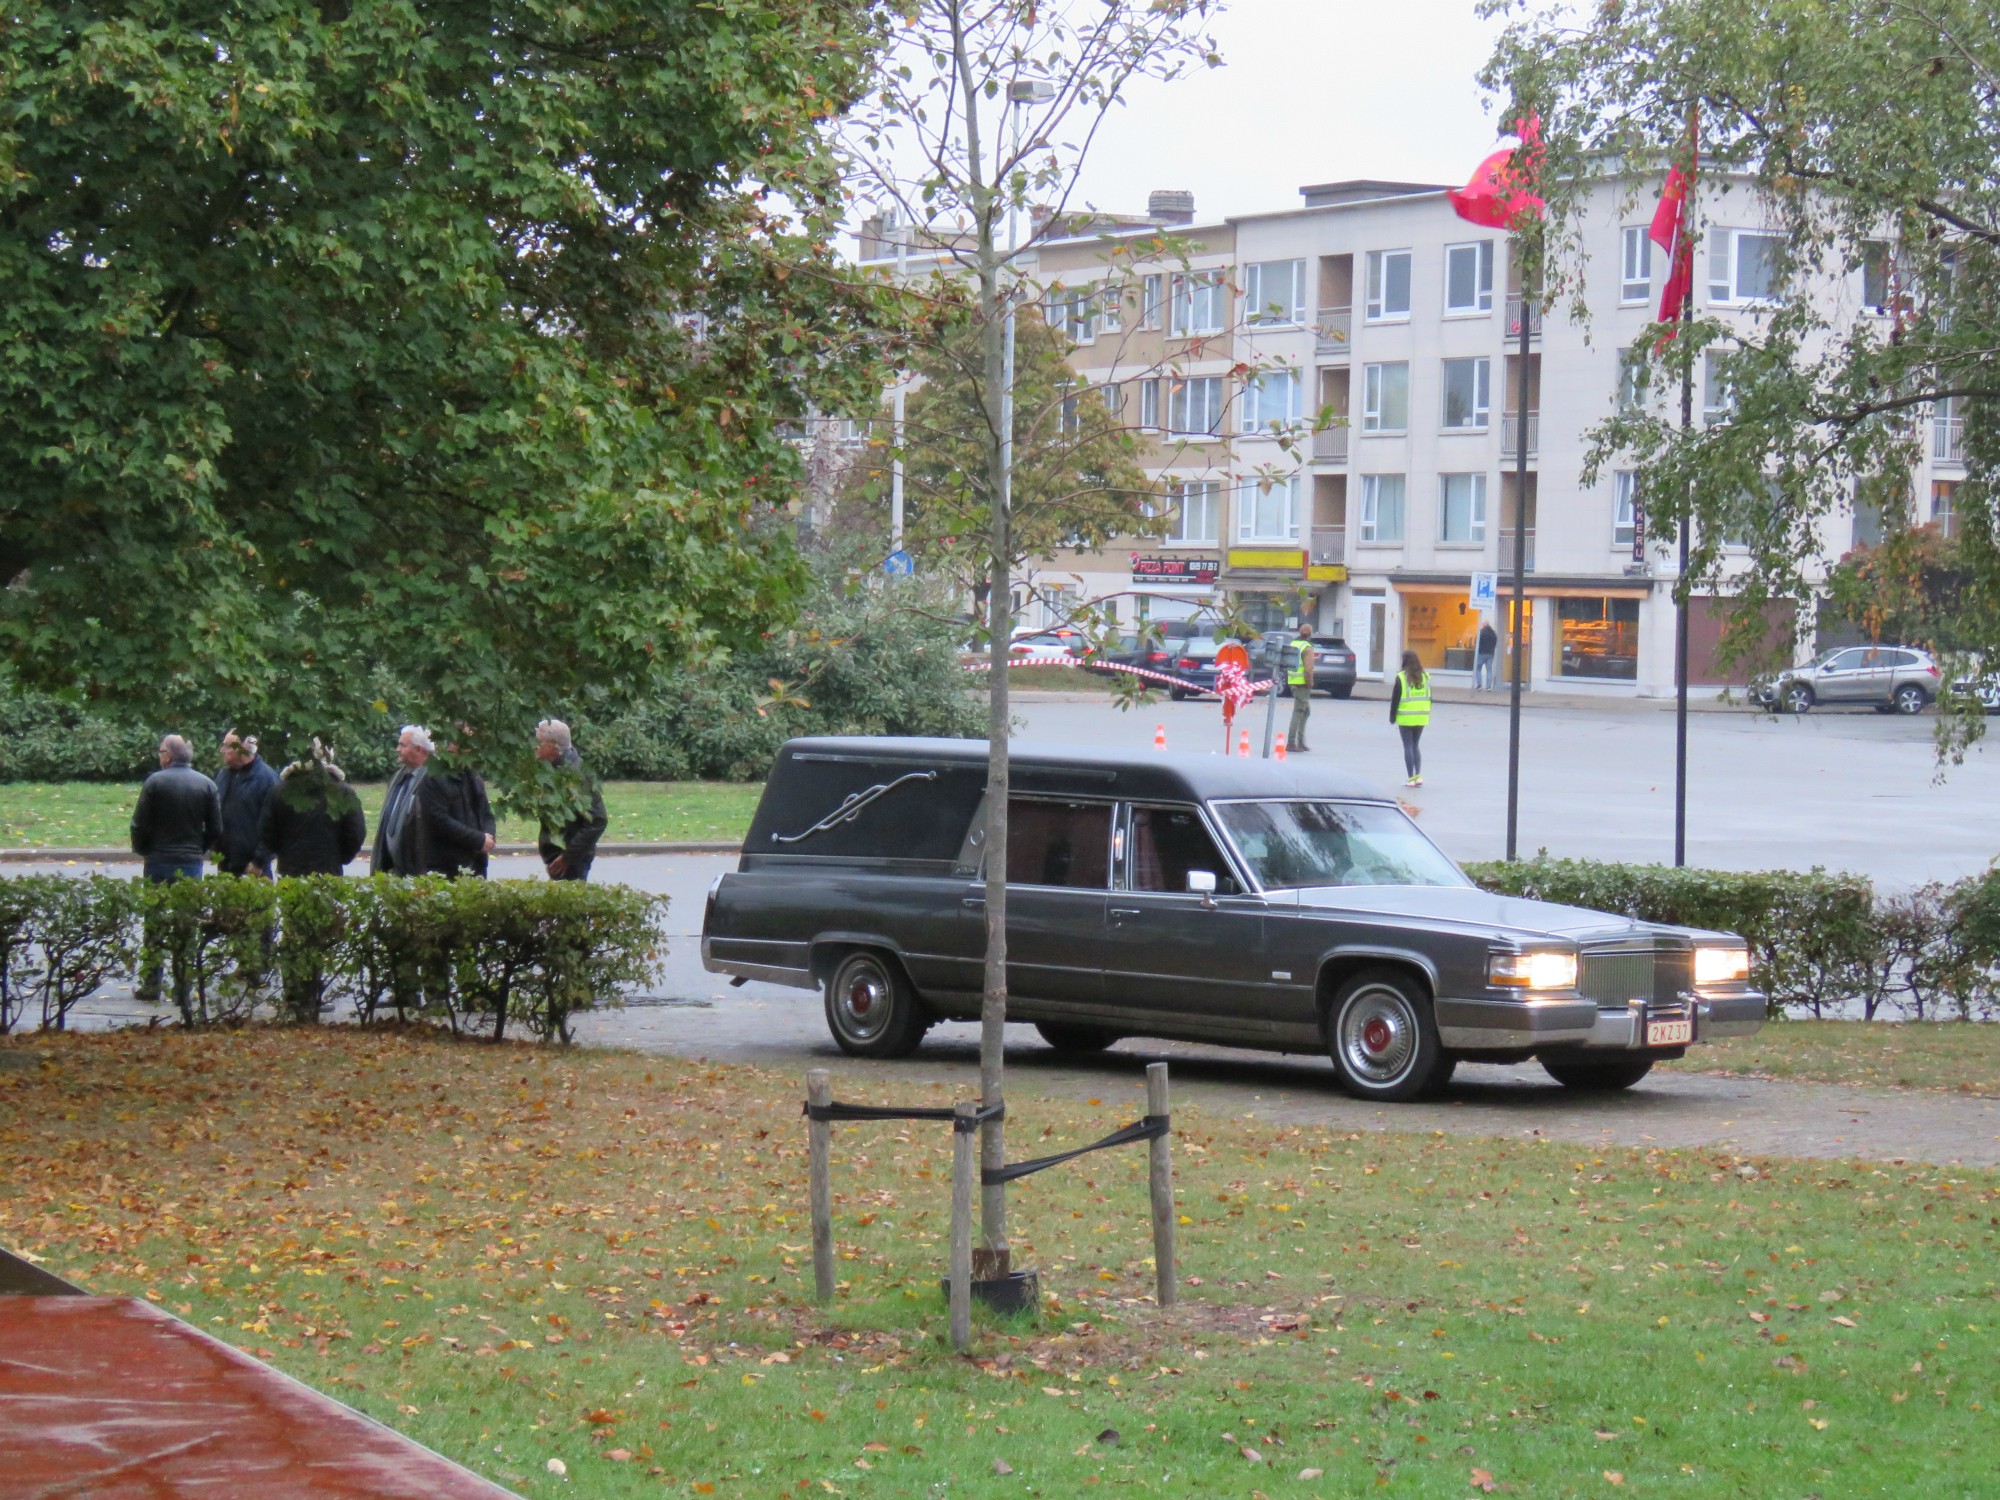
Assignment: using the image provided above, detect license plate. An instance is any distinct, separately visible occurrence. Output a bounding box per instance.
[1647,1018,1693,1047]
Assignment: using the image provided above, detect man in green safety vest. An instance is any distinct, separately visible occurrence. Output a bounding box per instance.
[1285,625,1315,752]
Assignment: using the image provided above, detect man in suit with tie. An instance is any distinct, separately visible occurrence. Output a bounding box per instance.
[371,725,434,874]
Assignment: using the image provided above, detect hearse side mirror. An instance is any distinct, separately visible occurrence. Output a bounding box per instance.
[1186,869,1218,906]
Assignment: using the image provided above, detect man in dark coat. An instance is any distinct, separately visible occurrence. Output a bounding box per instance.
[533,719,608,882]
[371,725,433,875]
[214,729,280,876]
[416,741,496,878]
[131,734,222,1004]
[260,741,368,876]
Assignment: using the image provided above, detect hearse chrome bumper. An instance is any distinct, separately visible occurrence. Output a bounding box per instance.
[1436,990,1766,1051]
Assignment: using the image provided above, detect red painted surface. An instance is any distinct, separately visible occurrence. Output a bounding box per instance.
[0,1296,519,1498]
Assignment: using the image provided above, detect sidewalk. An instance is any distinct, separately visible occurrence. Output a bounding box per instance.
[1006,683,1747,712]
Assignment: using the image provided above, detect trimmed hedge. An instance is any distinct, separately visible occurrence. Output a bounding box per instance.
[0,875,667,1043]
[1466,856,2000,1020]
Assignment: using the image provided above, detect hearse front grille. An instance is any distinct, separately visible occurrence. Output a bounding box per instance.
[1580,946,1693,1010]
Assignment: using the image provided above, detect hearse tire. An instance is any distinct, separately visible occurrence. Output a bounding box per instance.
[824,949,929,1059]
[1326,967,1451,1102]
[1035,1022,1117,1054]
[1540,1055,1655,1091]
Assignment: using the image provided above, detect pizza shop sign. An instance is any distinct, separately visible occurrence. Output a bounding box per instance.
[1130,555,1221,586]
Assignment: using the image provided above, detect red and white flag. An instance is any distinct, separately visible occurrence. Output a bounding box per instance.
[1648,122,1699,339]
[1448,114,1545,230]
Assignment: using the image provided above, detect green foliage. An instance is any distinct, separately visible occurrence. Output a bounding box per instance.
[2,0,892,743]
[1821,527,1977,654]
[141,876,279,1029]
[1466,856,2000,1020]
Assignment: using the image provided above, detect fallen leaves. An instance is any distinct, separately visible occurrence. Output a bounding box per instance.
[1470,1467,1498,1492]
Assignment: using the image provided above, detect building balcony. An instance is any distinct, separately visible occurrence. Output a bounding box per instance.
[1935,415,1965,465]
[1309,525,1346,566]
[1311,425,1350,463]
[1315,306,1352,358]
[1504,296,1543,339]
[1498,527,1537,572]
[1499,409,1539,459]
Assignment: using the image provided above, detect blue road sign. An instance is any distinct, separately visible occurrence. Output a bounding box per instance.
[883,549,915,576]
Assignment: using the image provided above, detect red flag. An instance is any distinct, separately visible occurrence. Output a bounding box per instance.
[1448,114,1544,229]
[1650,121,1698,340]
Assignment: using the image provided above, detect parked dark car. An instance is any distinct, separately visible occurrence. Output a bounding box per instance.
[1254,634,1358,698]
[702,738,1765,1101]
[1084,631,1178,684]
[1165,636,1225,700]
[1749,645,1940,715]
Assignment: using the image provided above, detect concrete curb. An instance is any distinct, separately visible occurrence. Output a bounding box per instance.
[0,840,745,865]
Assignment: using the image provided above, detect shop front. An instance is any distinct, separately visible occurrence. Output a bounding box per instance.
[1549,593,1644,683]
[1129,554,1220,625]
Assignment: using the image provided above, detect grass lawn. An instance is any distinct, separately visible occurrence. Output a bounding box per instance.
[1668,1020,2000,1096]
[0,780,761,849]
[2,1026,1994,1498]
[998,664,1122,693]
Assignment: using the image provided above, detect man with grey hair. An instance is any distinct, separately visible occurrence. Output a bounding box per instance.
[370,725,433,874]
[534,718,607,881]
[215,728,279,876]
[131,734,222,1004]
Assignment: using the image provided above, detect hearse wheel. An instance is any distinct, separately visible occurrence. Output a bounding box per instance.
[1035,1022,1117,1054]
[1540,1055,1655,1091]
[1327,968,1453,1101]
[824,949,929,1059]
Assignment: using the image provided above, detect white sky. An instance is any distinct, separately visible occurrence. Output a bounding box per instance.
[1065,0,1513,222]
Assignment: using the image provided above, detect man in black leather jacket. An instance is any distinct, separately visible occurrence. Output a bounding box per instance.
[417,740,497,878]
[130,734,222,1005]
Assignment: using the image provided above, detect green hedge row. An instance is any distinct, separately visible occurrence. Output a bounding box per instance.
[0,875,668,1043]
[1465,856,2000,1020]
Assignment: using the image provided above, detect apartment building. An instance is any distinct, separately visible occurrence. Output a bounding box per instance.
[859,174,1960,695]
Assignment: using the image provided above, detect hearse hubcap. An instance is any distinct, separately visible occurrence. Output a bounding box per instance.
[1339,987,1416,1085]
[837,968,889,1039]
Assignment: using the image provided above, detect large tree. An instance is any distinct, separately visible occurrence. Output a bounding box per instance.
[1487,0,2000,733]
[2,0,889,746]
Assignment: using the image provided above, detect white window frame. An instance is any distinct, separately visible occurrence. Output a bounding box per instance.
[1139,379,1161,432]
[1235,473,1302,543]
[1098,282,1123,335]
[1620,227,1653,305]
[1164,479,1221,546]
[1045,288,1096,345]
[1439,356,1491,431]
[1139,273,1164,330]
[1241,367,1303,435]
[1613,471,1639,548]
[1100,381,1123,418]
[1616,346,1647,412]
[1364,249,1413,322]
[1707,227,1785,305]
[1438,473,1488,545]
[1167,374,1225,438]
[1358,473,1406,544]
[1361,361,1410,434]
[1169,270,1227,336]
[1702,350,1734,425]
[1243,259,1307,326]
[1444,241,1495,315]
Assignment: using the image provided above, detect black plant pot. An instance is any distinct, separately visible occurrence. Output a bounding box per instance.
[939,1268,1040,1316]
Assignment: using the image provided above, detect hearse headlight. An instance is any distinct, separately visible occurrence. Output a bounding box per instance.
[1488,950,1578,991]
[1694,945,1751,988]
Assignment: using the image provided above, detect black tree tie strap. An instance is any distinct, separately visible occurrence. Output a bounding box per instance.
[981,1114,1169,1185]
[803,1100,1005,1131]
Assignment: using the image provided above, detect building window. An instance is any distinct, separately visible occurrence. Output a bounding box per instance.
[1240,368,1302,434]
[1444,241,1495,314]
[1244,259,1307,326]
[1440,357,1491,430]
[1139,379,1161,431]
[1166,374,1225,437]
[1616,346,1648,412]
[1140,273,1165,330]
[1438,473,1487,544]
[1359,474,1406,543]
[1165,479,1221,545]
[1100,381,1123,419]
[1044,288,1096,344]
[1361,362,1410,433]
[1236,474,1301,542]
[1365,249,1412,321]
[1170,270,1228,335]
[1934,480,1960,538]
[1058,385,1083,436]
[1402,591,1479,673]
[1620,226,1653,304]
[1707,227,1784,304]
[1613,471,1640,549]
[1702,351,1734,425]
[1554,597,1641,680]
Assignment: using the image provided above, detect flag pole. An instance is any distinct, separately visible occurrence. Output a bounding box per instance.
[1672,129,1697,869]
[1505,268,1531,863]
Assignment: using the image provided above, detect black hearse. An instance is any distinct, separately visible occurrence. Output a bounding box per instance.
[701,738,1764,1101]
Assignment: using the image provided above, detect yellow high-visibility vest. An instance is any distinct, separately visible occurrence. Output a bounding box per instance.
[1394,671,1432,726]
[1286,639,1312,687]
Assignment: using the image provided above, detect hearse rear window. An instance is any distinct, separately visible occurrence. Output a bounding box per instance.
[747,756,986,861]
[1006,799,1113,889]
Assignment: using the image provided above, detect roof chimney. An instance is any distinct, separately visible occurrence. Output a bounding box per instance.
[1148,190,1196,226]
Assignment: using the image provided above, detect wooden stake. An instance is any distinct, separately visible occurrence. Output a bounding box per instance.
[950,1100,977,1352]
[806,1069,835,1305]
[1146,1062,1176,1308]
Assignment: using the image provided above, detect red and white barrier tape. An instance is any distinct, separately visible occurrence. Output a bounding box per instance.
[962,655,1278,697]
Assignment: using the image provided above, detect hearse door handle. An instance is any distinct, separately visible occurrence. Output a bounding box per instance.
[962,895,985,909]
[1109,907,1142,922]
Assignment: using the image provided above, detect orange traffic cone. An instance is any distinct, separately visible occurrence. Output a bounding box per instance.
[1274,732,1288,761]
[1238,729,1250,758]
[1154,724,1166,751]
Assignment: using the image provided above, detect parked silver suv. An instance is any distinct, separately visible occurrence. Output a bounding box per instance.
[1751,645,1940,715]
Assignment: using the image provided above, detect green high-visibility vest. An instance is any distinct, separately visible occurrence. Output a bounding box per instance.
[1395,671,1432,726]
[1286,639,1312,687]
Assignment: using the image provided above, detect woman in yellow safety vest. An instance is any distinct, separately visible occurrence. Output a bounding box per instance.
[1388,650,1432,787]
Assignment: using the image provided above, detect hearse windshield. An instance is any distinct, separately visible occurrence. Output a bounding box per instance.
[1214,800,1468,891]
